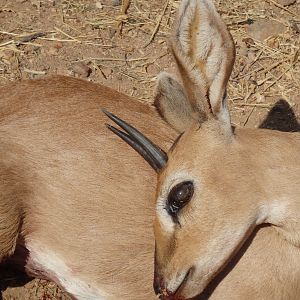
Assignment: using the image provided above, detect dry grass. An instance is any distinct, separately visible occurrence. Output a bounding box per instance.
[0,1,299,109]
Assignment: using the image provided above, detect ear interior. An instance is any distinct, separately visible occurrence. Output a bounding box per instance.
[154,72,204,133]
[171,0,236,128]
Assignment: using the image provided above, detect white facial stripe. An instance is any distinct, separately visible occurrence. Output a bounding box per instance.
[166,270,188,294]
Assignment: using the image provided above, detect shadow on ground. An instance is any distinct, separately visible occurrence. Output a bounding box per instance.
[259,99,300,132]
[0,263,32,300]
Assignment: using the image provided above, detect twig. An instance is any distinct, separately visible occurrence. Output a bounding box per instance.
[263,65,294,92]
[121,0,130,14]
[227,18,254,26]
[0,40,13,47]
[18,32,45,43]
[267,0,297,17]
[116,0,130,35]
[75,57,148,63]
[243,107,255,126]
[23,68,46,75]
[39,37,81,43]
[38,37,112,47]
[0,31,20,36]
[234,103,272,108]
[119,71,142,81]
[235,58,289,80]
[135,52,169,67]
[54,27,80,42]
[144,0,169,47]
[233,50,263,79]
[257,75,273,86]
[0,45,23,52]
[243,84,256,102]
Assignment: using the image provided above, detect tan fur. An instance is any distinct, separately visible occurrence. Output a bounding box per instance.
[153,0,300,299]
[0,1,299,299]
[169,0,235,124]
[0,76,176,299]
[154,72,199,132]
[0,164,23,260]
[0,78,299,300]
[154,122,300,299]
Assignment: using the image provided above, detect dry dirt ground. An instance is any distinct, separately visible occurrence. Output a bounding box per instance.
[0,0,299,299]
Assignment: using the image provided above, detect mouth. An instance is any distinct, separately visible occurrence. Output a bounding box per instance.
[158,267,193,300]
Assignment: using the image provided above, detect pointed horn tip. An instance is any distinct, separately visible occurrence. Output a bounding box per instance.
[101,108,110,116]
[105,123,117,132]
[102,108,120,124]
[102,109,168,172]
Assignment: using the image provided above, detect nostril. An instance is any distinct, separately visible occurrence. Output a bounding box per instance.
[153,271,164,296]
[157,290,176,300]
[153,276,174,299]
[159,290,185,300]
[166,288,175,296]
[153,278,162,295]
[165,268,192,298]
[154,267,192,299]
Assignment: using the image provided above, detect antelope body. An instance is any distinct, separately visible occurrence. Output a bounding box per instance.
[0,75,175,300]
[0,0,300,300]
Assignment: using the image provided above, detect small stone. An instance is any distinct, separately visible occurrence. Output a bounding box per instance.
[108,27,117,38]
[290,21,300,33]
[48,46,59,56]
[95,1,103,9]
[242,37,255,47]
[99,66,112,79]
[72,62,92,77]
[116,73,123,81]
[255,92,266,103]
[247,51,256,61]
[239,43,248,56]
[266,38,280,49]
[0,50,14,61]
[53,42,63,49]
[277,0,296,6]
[30,0,41,7]
[112,0,122,6]
[247,20,285,41]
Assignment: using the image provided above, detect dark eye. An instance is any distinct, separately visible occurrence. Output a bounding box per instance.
[167,181,194,220]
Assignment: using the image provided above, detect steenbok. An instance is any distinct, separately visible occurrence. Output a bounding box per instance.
[1,0,299,299]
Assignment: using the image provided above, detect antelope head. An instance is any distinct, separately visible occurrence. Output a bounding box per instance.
[104,0,279,299]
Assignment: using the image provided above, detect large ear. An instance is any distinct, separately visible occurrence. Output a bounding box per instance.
[156,0,235,131]
[154,72,206,132]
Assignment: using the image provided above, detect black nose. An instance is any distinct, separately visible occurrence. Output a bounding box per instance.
[154,266,165,296]
[154,247,163,296]
[153,276,162,295]
[153,274,177,299]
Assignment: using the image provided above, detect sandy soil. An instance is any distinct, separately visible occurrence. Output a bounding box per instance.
[0,0,299,299]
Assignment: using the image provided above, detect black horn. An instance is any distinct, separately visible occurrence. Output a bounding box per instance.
[102,109,168,172]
